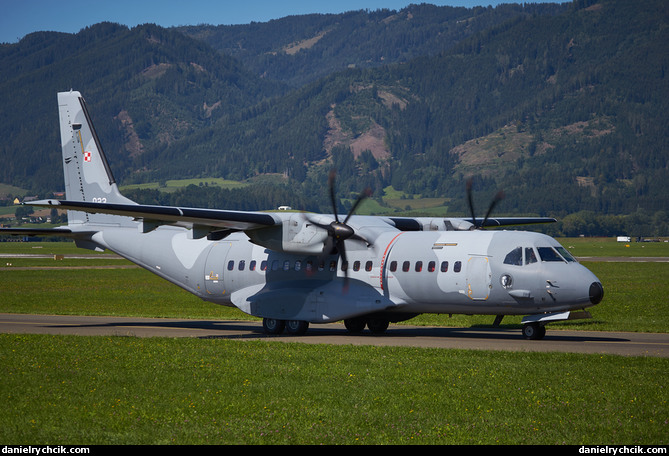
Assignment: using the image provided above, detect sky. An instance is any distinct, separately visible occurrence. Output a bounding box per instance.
[0,0,563,44]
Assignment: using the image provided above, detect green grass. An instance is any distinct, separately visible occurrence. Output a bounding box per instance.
[1,334,666,445]
[559,236,669,257]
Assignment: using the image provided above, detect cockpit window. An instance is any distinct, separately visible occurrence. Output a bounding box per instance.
[555,246,577,262]
[525,247,537,265]
[503,247,523,265]
[537,247,564,262]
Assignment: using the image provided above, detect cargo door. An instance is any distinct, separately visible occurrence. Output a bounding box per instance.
[466,256,492,300]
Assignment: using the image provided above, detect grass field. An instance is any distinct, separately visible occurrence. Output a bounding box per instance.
[0,239,667,445]
[1,334,666,445]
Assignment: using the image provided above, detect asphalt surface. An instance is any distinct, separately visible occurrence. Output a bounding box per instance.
[1,313,667,357]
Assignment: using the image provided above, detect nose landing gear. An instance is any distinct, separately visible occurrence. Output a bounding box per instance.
[522,322,546,340]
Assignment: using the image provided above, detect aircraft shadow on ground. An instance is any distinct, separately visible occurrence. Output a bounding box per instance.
[49,319,630,343]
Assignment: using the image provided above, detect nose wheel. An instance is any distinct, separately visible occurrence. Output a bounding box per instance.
[522,323,546,340]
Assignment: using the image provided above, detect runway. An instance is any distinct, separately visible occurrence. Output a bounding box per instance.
[1,313,667,357]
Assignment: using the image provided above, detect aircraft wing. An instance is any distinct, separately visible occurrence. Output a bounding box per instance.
[23,200,555,234]
[387,215,556,231]
[27,199,280,232]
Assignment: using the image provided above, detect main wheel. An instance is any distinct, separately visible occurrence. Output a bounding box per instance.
[344,317,367,334]
[285,320,309,336]
[263,318,285,335]
[367,318,389,334]
[522,323,546,340]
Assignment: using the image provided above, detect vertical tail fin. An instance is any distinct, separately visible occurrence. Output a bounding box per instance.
[58,91,136,227]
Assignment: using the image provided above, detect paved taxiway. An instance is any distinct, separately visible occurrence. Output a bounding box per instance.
[1,313,667,357]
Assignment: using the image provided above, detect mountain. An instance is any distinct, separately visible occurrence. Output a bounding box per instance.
[153,0,669,218]
[0,0,668,236]
[177,2,566,87]
[0,22,284,192]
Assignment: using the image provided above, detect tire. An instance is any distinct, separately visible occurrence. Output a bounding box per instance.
[285,320,309,336]
[522,323,546,340]
[263,318,285,335]
[344,317,367,334]
[367,318,389,334]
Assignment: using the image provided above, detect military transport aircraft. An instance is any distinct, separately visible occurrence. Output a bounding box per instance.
[1,91,604,340]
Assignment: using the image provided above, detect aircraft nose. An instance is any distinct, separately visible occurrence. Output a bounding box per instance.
[589,281,604,305]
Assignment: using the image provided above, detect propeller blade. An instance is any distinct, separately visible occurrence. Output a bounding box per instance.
[313,169,373,292]
[343,187,372,224]
[481,190,505,228]
[337,240,350,293]
[465,177,504,229]
[466,178,477,227]
[328,169,339,222]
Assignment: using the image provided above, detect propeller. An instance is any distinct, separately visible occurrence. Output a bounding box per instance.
[466,177,505,229]
[306,170,372,290]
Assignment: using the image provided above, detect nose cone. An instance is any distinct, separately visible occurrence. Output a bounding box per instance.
[589,281,604,305]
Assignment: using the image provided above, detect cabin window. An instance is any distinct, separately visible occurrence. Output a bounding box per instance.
[306,260,313,272]
[294,260,301,271]
[238,260,245,271]
[227,260,235,271]
[504,247,523,266]
[390,261,397,272]
[402,261,410,272]
[537,247,563,262]
[440,261,448,272]
[353,261,361,271]
[249,260,256,271]
[365,261,373,272]
[428,261,436,272]
[283,260,291,271]
[454,261,462,272]
[341,261,348,272]
[329,261,337,272]
[261,260,267,271]
[271,260,279,271]
[415,261,423,272]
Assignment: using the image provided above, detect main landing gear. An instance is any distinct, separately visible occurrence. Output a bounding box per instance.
[344,317,389,334]
[262,317,392,336]
[262,318,309,336]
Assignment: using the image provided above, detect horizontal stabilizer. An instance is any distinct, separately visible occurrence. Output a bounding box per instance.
[0,227,73,237]
[0,227,97,239]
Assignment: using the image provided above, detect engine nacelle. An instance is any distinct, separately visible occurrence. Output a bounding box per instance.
[246,213,330,254]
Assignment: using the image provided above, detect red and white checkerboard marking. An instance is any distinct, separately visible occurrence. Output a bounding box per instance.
[83,151,92,162]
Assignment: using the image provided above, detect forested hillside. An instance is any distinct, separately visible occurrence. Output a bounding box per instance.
[177,2,566,87]
[1,0,667,235]
[0,22,284,191]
